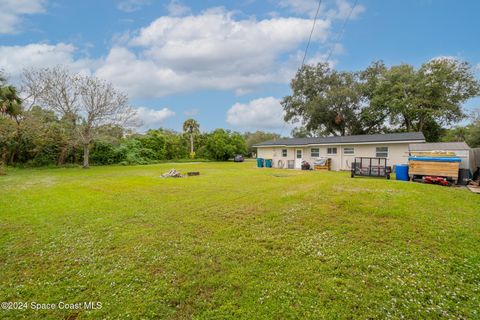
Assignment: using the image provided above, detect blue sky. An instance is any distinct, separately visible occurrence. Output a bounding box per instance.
[1,0,479,134]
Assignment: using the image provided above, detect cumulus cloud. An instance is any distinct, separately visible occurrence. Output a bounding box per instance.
[95,8,330,98]
[166,0,191,17]
[330,0,365,20]
[278,0,319,17]
[226,97,287,130]
[0,2,363,99]
[278,0,364,20]
[0,0,46,34]
[0,43,93,79]
[134,107,175,131]
[117,0,150,13]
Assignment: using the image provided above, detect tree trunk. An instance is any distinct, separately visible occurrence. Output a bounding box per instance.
[57,145,68,166]
[83,143,90,169]
[418,116,425,132]
[190,134,194,154]
[71,121,77,165]
[404,116,411,131]
[0,160,6,175]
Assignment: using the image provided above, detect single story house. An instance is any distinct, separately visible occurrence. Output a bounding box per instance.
[409,142,473,172]
[254,132,426,171]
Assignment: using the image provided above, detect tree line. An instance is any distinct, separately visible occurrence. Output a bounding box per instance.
[2,58,479,170]
[0,67,254,169]
[282,58,480,143]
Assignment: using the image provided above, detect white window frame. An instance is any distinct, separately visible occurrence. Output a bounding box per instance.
[327,147,337,155]
[376,146,389,158]
[343,147,355,155]
[310,148,320,157]
[282,149,288,157]
[296,149,302,159]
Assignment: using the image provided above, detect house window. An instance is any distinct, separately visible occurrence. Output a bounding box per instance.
[376,146,389,158]
[343,147,355,155]
[327,147,337,155]
[296,150,302,159]
[282,149,287,157]
[311,148,319,157]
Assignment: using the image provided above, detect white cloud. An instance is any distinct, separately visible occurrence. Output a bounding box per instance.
[0,0,46,34]
[278,0,319,17]
[95,9,330,98]
[0,2,363,99]
[166,0,191,17]
[278,0,364,20]
[0,43,93,79]
[333,0,365,20]
[227,97,287,130]
[117,0,150,13]
[134,107,175,131]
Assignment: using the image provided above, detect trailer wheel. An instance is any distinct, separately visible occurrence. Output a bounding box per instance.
[387,174,390,180]
[351,171,354,178]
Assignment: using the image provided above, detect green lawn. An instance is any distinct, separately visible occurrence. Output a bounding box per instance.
[0,162,479,319]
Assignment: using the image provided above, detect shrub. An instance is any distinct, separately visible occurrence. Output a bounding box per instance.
[90,141,118,165]
[0,161,6,175]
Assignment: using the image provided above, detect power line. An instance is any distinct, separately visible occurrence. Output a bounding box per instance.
[325,0,358,63]
[280,0,323,138]
[301,0,323,67]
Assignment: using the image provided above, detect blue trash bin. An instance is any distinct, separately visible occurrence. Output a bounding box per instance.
[396,164,409,181]
[265,159,272,168]
[256,158,264,168]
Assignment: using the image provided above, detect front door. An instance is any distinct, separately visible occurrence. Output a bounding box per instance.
[295,149,303,169]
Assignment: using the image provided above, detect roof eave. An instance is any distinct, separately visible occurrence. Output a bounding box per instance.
[254,139,426,148]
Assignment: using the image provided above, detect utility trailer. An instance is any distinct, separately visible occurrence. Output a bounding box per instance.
[351,157,391,179]
[408,156,461,184]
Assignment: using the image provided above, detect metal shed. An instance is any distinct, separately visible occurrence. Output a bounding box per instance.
[409,142,473,172]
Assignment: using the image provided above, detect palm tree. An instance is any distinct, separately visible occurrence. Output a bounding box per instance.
[0,85,22,119]
[0,82,22,173]
[182,119,200,156]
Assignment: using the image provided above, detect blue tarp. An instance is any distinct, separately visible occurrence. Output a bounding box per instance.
[408,156,461,163]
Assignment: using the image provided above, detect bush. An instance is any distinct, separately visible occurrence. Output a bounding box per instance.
[201,129,247,161]
[90,141,118,165]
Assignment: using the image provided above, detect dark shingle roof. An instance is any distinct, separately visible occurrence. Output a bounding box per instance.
[409,142,470,151]
[254,132,425,147]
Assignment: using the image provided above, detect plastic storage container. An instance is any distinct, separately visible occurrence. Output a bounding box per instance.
[265,159,272,168]
[256,158,264,168]
[396,164,409,181]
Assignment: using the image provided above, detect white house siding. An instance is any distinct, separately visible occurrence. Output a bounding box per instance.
[257,143,411,171]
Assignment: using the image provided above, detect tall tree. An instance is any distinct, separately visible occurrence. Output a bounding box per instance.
[22,67,134,168]
[0,84,22,120]
[369,58,480,138]
[282,63,378,136]
[77,75,133,168]
[182,118,200,156]
[0,74,24,164]
[200,129,246,161]
[22,66,81,164]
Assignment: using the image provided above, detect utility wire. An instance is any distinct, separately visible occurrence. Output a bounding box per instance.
[325,0,358,63]
[279,0,323,139]
[301,0,323,67]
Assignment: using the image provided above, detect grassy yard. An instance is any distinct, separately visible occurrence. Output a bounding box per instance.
[0,162,479,319]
